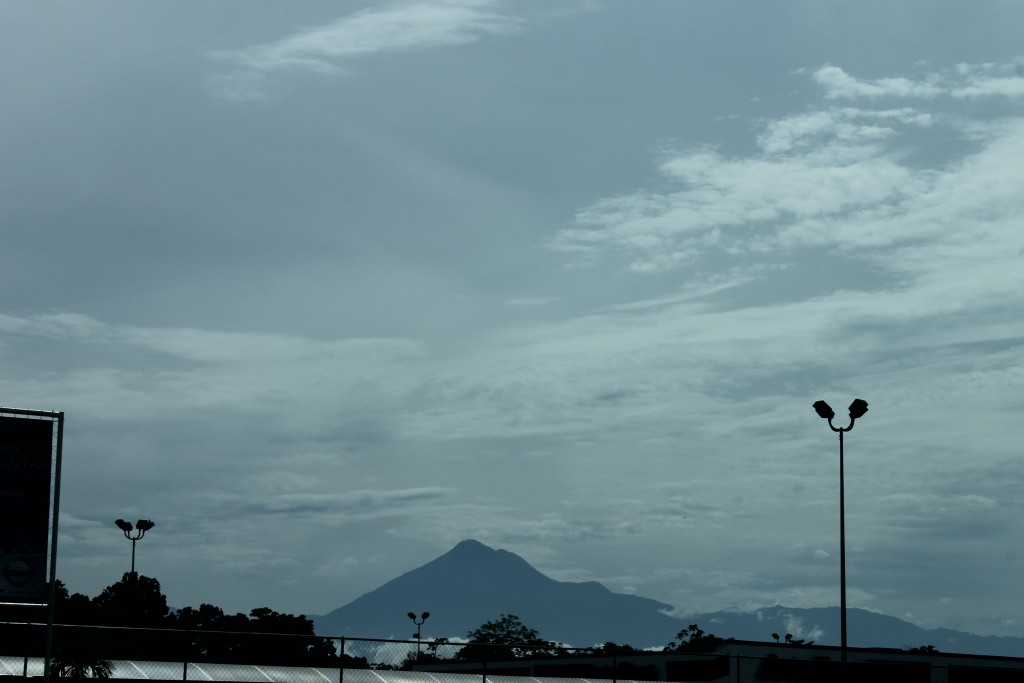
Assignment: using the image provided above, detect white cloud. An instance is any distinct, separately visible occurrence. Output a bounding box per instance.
[552,64,1024,288]
[782,614,825,643]
[552,132,914,272]
[757,107,932,154]
[953,76,1024,99]
[813,65,943,99]
[207,0,523,99]
[813,63,1024,101]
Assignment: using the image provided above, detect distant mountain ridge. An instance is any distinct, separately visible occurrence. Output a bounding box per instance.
[697,606,1024,658]
[311,539,1024,657]
[313,539,682,647]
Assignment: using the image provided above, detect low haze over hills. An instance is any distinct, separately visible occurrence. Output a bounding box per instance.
[313,540,1024,657]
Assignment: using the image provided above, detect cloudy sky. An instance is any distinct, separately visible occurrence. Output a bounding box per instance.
[3,0,1024,641]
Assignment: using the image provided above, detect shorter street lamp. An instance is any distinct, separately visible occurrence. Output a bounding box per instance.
[115,518,155,575]
[408,611,430,656]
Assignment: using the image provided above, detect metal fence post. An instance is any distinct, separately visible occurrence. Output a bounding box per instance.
[182,628,190,681]
[339,637,345,683]
[23,623,30,679]
[612,652,618,683]
[481,657,487,683]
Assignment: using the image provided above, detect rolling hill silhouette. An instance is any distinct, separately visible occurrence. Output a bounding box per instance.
[312,539,1024,656]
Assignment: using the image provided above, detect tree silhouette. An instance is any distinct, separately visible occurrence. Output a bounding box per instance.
[664,624,727,653]
[92,573,169,628]
[53,581,96,625]
[50,649,113,680]
[169,604,336,664]
[399,636,453,669]
[455,614,556,660]
[592,642,638,653]
[907,644,939,653]
[51,576,341,667]
[50,584,113,682]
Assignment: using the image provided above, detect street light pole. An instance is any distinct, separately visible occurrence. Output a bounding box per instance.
[407,611,430,657]
[114,518,155,575]
[813,398,868,666]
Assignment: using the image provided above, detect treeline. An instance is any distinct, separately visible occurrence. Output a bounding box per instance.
[3,578,738,672]
[42,572,364,667]
[400,614,727,669]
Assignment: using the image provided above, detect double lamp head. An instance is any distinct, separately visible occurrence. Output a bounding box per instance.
[813,398,868,422]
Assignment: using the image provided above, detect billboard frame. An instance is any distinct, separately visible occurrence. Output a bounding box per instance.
[0,407,64,683]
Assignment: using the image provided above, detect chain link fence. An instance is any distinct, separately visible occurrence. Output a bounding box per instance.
[3,622,1024,682]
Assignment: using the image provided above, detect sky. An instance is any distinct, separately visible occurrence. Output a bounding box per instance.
[2,0,1024,642]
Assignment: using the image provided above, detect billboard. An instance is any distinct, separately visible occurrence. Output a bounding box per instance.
[0,415,54,604]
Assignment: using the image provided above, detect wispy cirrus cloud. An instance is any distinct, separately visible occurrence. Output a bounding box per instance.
[207,0,524,101]
[243,486,454,517]
[813,62,1024,100]
[550,63,1024,278]
[0,311,423,364]
[812,65,944,100]
[550,109,924,273]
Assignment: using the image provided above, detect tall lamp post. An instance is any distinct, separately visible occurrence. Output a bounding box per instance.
[407,611,430,657]
[812,398,868,665]
[115,518,155,575]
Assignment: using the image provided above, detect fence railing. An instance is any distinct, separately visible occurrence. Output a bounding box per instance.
[4,621,1024,683]
[3,622,682,681]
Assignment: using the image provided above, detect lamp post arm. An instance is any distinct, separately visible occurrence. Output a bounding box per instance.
[827,418,858,433]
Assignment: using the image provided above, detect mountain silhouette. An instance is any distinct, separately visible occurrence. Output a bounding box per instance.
[312,540,1024,656]
[313,539,681,647]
